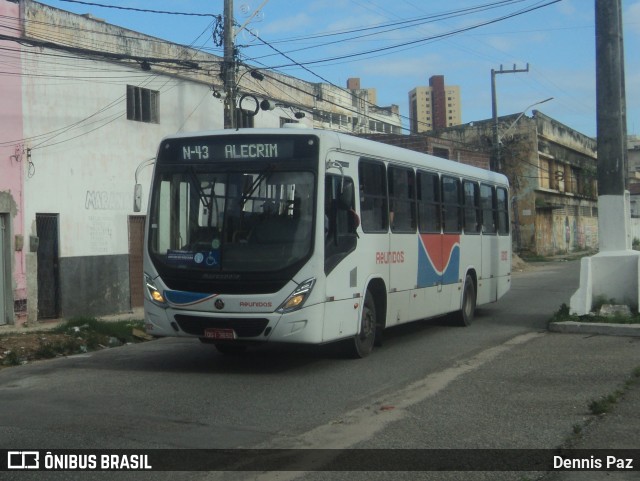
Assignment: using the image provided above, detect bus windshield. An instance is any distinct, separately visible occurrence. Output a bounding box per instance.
[149,167,315,273]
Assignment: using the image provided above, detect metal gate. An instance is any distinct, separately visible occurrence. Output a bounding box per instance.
[36,214,60,319]
[0,215,6,325]
[128,216,146,308]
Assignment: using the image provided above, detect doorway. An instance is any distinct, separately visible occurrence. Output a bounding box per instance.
[128,216,146,308]
[36,214,60,319]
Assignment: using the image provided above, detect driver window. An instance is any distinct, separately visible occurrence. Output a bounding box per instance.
[325,174,357,274]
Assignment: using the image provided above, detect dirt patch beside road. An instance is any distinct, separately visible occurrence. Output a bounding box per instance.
[0,331,83,366]
[0,319,152,368]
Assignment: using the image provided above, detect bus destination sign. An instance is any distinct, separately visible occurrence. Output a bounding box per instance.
[178,140,296,161]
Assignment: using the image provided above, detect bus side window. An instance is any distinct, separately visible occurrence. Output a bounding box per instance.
[496,187,510,235]
[388,166,416,233]
[480,184,496,234]
[417,171,441,233]
[358,160,388,232]
[463,181,481,234]
[442,176,461,233]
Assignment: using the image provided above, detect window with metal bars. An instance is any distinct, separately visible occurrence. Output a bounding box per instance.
[126,85,159,123]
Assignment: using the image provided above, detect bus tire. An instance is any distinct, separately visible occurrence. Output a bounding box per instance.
[453,274,476,327]
[348,292,377,358]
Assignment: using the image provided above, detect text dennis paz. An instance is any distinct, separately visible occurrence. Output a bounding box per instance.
[555,455,634,470]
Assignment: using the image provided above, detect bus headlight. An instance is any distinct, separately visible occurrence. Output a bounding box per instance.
[145,274,166,305]
[277,278,315,313]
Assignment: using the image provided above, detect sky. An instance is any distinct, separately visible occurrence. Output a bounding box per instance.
[32,0,640,138]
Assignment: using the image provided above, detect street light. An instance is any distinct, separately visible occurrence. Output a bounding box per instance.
[500,97,554,142]
[492,96,553,172]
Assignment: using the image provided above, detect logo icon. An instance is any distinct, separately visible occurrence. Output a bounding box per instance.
[8,451,39,469]
[214,299,225,310]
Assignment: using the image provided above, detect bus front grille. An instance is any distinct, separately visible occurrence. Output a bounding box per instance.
[173,315,269,338]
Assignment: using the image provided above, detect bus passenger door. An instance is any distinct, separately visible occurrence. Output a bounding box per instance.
[387,166,417,325]
[480,184,498,302]
[415,172,446,318]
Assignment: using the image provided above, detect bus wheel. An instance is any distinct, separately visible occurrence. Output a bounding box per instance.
[453,274,476,327]
[349,293,376,358]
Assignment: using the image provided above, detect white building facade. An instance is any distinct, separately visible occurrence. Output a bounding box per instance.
[0,0,402,323]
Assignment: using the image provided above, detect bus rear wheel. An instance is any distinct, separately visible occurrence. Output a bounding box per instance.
[452,274,476,327]
[348,292,376,358]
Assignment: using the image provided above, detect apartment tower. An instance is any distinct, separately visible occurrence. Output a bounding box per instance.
[409,75,461,133]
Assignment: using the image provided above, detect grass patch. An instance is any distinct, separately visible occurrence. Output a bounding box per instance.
[589,391,623,415]
[561,365,640,448]
[2,350,22,366]
[550,303,640,325]
[34,336,85,358]
[52,317,146,345]
[588,369,640,416]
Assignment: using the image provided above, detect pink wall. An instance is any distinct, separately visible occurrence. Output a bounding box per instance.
[0,0,26,301]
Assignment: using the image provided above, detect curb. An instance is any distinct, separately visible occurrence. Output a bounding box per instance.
[548,321,640,337]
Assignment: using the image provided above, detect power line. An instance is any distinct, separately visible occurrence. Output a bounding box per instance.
[242,0,526,49]
[254,0,561,70]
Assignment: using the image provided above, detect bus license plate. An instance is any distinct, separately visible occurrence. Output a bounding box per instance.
[204,328,237,340]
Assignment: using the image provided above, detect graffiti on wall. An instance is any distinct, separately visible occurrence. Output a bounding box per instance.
[88,215,114,255]
[85,191,131,211]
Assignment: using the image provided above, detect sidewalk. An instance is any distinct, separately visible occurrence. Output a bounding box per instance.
[343,330,640,481]
[524,332,640,481]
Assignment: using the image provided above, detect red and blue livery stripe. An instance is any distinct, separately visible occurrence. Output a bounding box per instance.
[417,234,460,288]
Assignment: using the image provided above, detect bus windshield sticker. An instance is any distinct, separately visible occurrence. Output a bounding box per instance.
[167,250,220,268]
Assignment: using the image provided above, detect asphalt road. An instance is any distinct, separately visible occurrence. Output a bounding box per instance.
[0,260,596,481]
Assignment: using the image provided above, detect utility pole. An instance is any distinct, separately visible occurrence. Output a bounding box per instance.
[490,63,529,171]
[594,0,629,252]
[223,0,236,129]
[595,0,627,203]
[569,0,635,316]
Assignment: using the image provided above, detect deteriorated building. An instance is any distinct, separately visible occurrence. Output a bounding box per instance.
[430,111,598,256]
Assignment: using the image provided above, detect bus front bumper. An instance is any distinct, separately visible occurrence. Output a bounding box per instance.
[143,300,328,345]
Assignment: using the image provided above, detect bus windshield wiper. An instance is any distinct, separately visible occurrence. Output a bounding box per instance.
[241,164,274,207]
[187,167,211,211]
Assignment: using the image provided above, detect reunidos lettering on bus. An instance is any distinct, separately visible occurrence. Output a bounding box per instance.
[376,251,405,264]
[239,301,273,308]
[225,143,278,159]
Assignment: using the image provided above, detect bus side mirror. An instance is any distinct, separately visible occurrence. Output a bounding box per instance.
[134,184,143,212]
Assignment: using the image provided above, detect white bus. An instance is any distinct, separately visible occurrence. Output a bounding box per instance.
[141,127,511,357]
